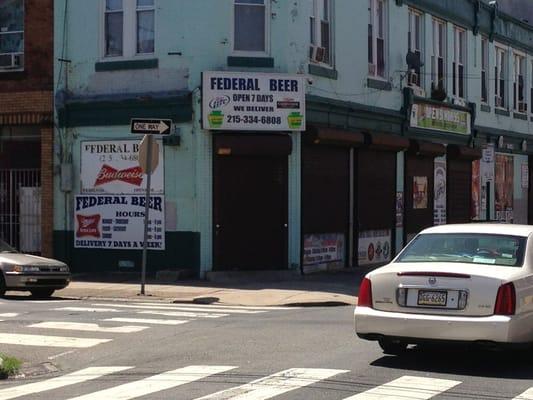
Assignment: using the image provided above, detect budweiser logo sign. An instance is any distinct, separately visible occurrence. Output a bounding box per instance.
[94,164,144,187]
[76,214,101,238]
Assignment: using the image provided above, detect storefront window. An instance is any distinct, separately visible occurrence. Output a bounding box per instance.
[0,0,24,70]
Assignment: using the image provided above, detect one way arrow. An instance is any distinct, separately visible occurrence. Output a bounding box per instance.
[130,118,173,135]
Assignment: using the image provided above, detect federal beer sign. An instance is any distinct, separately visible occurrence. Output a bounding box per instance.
[74,195,165,250]
[81,140,164,194]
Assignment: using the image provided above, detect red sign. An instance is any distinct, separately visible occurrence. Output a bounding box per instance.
[94,164,144,187]
[76,214,101,238]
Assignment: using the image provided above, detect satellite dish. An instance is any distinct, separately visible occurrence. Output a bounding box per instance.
[406,51,422,70]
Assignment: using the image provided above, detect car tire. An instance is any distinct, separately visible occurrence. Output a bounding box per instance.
[30,288,55,298]
[378,339,408,355]
[0,274,5,297]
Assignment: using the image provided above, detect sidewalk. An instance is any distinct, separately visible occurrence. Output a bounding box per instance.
[55,270,364,306]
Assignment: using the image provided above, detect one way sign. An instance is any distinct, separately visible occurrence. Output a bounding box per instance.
[130,118,172,135]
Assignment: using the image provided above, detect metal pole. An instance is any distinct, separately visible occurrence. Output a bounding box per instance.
[140,135,153,295]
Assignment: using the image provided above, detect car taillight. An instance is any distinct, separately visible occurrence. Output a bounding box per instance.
[494,282,516,316]
[358,278,373,308]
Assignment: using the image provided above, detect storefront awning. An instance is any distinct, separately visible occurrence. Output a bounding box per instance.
[304,126,365,147]
[408,140,447,157]
[366,132,410,152]
[447,144,482,160]
[214,133,292,156]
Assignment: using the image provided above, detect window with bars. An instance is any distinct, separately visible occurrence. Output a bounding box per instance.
[368,0,386,78]
[495,46,507,108]
[452,26,466,99]
[431,18,446,92]
[309,0,332,65]
[104,0,155,58]
[0,0,24,71]
[513,52,526,113]
[407,8,422,87]
[481,36,488,103]
[234,0,267,53]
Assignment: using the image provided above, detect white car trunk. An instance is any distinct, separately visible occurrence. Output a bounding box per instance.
[369,262,522,317]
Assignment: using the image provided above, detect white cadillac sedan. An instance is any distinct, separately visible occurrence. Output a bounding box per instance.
[354,224,533,354]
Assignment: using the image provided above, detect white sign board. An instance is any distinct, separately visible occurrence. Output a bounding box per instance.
[81,140,164,194]
[202,71,306,131]
[358,229,392,266]
[74,195,165,250]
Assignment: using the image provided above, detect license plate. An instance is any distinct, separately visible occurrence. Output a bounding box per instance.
[417,290,447,306]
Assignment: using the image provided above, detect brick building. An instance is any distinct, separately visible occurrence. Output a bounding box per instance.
[0,0,53,256]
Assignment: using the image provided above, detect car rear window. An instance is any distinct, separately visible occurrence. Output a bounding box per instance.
[397,233,526,267]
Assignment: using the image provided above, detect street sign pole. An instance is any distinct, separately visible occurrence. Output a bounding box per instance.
[140,134,153,295]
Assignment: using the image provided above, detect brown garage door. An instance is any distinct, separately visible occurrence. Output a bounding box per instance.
[213,135,289,271]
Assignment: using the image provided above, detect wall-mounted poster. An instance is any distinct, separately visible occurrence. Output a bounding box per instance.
[74,195,165,250]
[396,192,404,228]
[81,140,164,194]
[303,233,345,270]
[358,229,392,266]
[433,157,446,225]
[495,154,514,223]
[471,159,481,220]
[413,176,428,209]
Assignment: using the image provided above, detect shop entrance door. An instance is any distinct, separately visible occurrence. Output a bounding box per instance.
[447,159,472,223]
[213,155,288,271]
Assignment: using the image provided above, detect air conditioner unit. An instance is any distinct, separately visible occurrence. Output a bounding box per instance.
[309,45,325,63]
[451,97,467,107]
[0,53,23,69]
[518,101,527,113]
[495,95,503,108]
[412,85,426,98]
[408,72,418,86]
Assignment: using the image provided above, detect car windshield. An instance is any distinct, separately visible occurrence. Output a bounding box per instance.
[0,239,17,253]
[397,233,526,267]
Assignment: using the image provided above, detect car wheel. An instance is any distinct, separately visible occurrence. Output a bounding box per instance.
[30,288,55,298]
[378,339,408,355]
[0,274,5,297]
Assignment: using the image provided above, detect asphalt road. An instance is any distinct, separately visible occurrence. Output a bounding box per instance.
[0,295,531,399]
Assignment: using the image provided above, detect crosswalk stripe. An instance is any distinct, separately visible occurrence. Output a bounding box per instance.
[102,317,189,326]
[515,388,533,400]
[55,307,119,313]
[137,310,228,318]
[140,302,298,311]
[0,333,112,348]
[108,303,265,314]
[93,303,231,316]
[0,313,18,318]
[195,368,349,400]
[342,376,462,400]
[28,322,148,333]
[0,366,132,400]
[65,365,237,400]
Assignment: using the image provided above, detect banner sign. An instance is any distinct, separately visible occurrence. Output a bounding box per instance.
[81,140,164,194]
[410,103,471,135]
[303,233,345,267]
[74,195,165,250]
[202,71,306,131]
[434,157,447,225]
[358,229,392,266]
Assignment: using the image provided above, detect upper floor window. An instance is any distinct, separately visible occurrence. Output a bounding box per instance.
[452,26,466,99]
[407,8,422,87]
[495,45,507,108]
[104,0,155,58]
[513,52,526,113]
[309,0,332,65]
[481,36,488,103]
[431,18,446,92]
[234,0,268,54]
[0,0,24,71]
[368,0,387,78]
